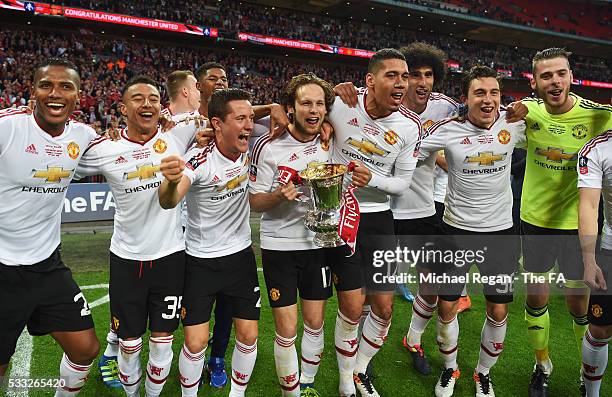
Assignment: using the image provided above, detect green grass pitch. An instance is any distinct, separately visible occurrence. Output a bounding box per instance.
[13,226,611,397]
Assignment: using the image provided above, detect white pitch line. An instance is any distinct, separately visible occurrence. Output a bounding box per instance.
[6,283,110,397]
[6,330,32,397]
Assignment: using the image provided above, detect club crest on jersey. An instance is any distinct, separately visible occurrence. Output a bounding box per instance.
[269,288,281,301]
[422,119,434,131]
[579,156,589,174]
[123,163,161,181]
[384,130,398,145]
[67,141,80,159]
[217,173,247,191]
[571,124,588,140]
[535,147,577,163]
[464,151,506,166]
[32,166,73,182]
[153,139,167,154]
[345,138,390,157]
[497,130,511,145]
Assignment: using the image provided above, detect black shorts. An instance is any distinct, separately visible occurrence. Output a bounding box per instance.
[395,215,442,270]
[438,223,519,304]
[521,221,583,281]
[0,247,94,364]
[109,250,185,339]
[182,247,260,325]
[262,248,333,308]
[588,249,612,326]
[340,210,397,293]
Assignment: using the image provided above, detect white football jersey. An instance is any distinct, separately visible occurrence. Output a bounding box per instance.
[249,131,333,250]
[329,88,421,213]
[578,130,612,250]
[419,110,526,232]
[0,110,97,266]
[76,127,195,260]
[391,92,458,219]
[183,142,251,258]
[433,155,448,203]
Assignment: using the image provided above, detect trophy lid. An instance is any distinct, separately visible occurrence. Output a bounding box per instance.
[299,163,348,180]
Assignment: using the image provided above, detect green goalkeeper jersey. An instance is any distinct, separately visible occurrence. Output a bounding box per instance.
[521,93,611,229]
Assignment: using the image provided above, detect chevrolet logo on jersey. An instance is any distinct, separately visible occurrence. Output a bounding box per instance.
[123,163,161,181]
[346,138,390,157]
[32,166,73,182]
[217,173,247,191]
[464,152,506,166]
[535,147,578,163]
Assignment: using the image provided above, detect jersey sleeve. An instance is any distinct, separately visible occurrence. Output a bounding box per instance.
[418,122,449,159]
[513,120,527,149]
[74,137,108,179]
[578,143,604,189]
[248,141,276,194]
[0,114,17,157]
[183,145,211,185]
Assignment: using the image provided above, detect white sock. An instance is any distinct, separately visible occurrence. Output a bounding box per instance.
[476,315,507,375]
[104,327,119,357]
[354,311,391,374]
[54,353,92,396]
[358,304,371,337]
[230,339,257,397]
[335,309,359,396]
[118,338,143,396]
[436,315,459,370]
[274,333,299,396]
[145,335,174,397]
[407,293,437,347]
[582,329,610,397]
[300,323,324,385]
[178,344,205,397]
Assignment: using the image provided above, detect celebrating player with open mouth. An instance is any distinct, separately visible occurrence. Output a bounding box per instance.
[159,88,260,397]
[0,57,100,396]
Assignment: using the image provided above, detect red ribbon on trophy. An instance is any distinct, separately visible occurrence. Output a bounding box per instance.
[338,162,360,256]
[276,165,302,185]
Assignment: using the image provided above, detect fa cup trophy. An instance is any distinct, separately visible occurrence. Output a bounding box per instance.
[299,163,350,248]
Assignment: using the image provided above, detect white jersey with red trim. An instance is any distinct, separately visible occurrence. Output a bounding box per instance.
[418,110,526,232]
[0,111,97,266]
[578,130,612,250]
[329,88,421,213]
[391,92,459,219]
[249,131,333,250]
[183,142,251,258]
[76,127,191,260]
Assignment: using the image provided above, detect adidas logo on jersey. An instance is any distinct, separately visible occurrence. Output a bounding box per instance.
[288,153,299,162]
[347,117,359,127]
[531,122,540,130]
[211,175,220,183]
[25,144,38,154]
[115,156,128,164]
[460,137,472,145]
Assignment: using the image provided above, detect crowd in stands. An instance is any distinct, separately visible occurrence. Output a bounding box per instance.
[45,0,610,82]
[0,29,365,131]
[446,0,610,40]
